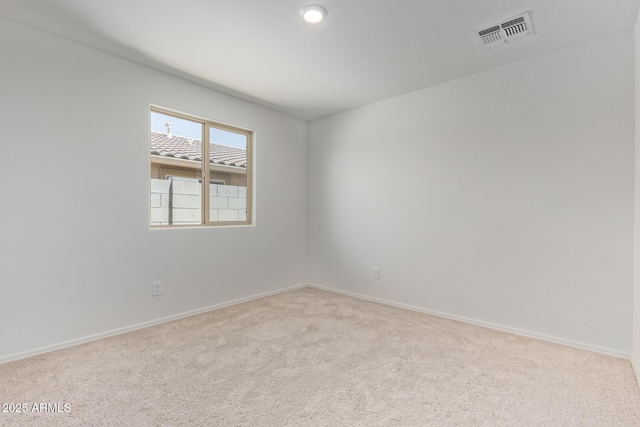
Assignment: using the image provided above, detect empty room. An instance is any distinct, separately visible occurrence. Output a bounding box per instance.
[2,0,640,425]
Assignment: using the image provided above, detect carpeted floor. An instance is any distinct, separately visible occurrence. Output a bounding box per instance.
[1,287,639,426]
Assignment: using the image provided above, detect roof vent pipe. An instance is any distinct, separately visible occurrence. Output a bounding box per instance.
[165,122,172,139]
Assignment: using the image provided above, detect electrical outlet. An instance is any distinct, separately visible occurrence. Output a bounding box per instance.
[373,268,380,279]
[152,281,162,296]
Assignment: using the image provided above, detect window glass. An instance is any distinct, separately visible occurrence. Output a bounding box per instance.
[150,108,252,227]
[208,126,248,223]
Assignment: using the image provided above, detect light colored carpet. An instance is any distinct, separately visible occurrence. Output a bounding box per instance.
[1,287,639,426]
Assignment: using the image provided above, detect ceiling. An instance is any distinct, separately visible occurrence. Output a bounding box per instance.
[1,0,639,120]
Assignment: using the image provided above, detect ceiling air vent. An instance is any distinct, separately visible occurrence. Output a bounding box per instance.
[474,12,533,48]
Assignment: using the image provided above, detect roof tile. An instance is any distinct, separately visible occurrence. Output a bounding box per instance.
[150,130,247,168]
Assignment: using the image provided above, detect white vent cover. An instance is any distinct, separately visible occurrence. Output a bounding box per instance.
[474,12,533,48]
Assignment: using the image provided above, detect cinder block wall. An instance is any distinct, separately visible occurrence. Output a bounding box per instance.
[151,179,247,225]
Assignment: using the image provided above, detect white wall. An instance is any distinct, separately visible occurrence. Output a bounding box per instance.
[0,17,309,361]
[309,31,635,356]
[633,9,640,379]
[1,15,636,363]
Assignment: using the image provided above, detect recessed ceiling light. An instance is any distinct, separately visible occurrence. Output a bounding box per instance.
[300,4,327,24]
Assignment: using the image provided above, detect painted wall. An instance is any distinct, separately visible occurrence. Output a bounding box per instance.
[309,31,635,355]
[0,17,309,361]
[1,14,636,363]
[633,9,640,380]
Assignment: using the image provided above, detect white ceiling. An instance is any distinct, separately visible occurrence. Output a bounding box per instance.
[1,0,639,120]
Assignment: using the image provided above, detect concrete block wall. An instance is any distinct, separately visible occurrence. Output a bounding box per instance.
[150,179,246,225]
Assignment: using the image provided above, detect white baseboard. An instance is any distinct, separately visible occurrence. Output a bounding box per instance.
[0,283,308,365]
[632,354,640,389]
[2,282,630,364]
[307,283,631,360]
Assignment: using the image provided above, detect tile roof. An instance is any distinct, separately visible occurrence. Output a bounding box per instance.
[150,130,247,168]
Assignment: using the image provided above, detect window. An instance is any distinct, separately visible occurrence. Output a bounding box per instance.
[149,107,252,227]
[165,176,226,185]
